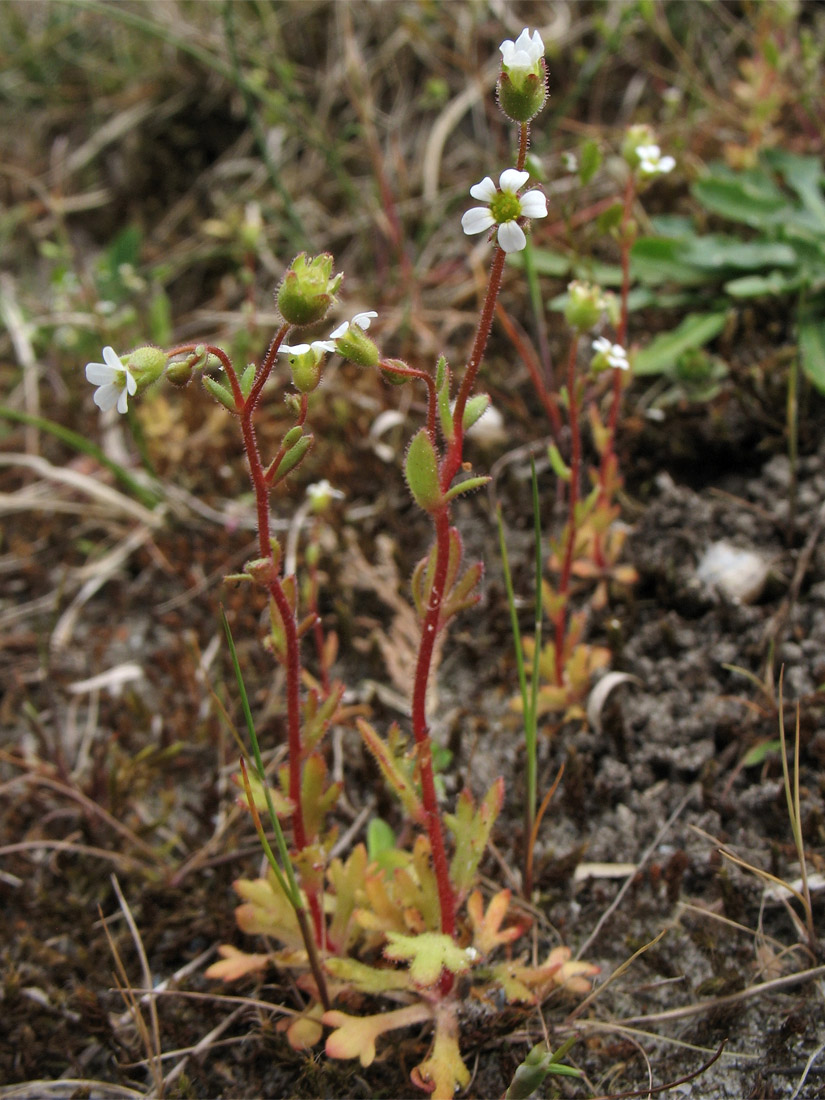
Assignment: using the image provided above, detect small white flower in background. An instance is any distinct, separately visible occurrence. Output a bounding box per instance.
[592,336,629,371]
[329,311,377,340]
[85,346,137,414]
[636,144,675,177]
[306,478,344,513]
[562,151,578,173]
[499,28,545,73]
[461,168,547,254]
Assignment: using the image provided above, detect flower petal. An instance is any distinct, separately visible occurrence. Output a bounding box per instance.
[93,384,120,412]
[280,343,310,355]
[85,362,116,385]
[102,346,122,371]
[497,221,527,253]
[461,208,496,236]
[469,176,497,202]
[352,311,377,329]
[125,369,137,395]
[116,386,130,414]
[519,189,547,218]
[499,168,529,194]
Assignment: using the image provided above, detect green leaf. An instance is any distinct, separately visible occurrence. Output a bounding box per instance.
[203,374,237,411]
[366,817,396,861]
[405,429,443,512]
[798,303,825,394]
[384,931,473,986]
[445,779,503,898]
[578,139,602,185]
[547,441,571,482]
[462,392,489,431]
[357,719,426,825]
[505,1040,582,1100]
[630,237,709,286]
[725,271,805,298]
[275,433,313,480]
[742,739,781,768]
[436,356,454,442]
[763,148,825,229]
[443,474,490,504]
[510,248,572,277]
[634,312,728,376]
[693,170,786,229]
[680,235,797,273]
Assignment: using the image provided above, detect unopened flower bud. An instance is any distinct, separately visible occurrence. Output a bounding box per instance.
[564,281,608,333]
[276,252,342,326]
[379,358,412,386]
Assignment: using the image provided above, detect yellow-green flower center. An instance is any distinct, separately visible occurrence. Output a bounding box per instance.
[490,191,521,224]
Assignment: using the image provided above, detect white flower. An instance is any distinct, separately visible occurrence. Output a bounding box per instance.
[85,346,137,414]
[306,479,345,511]
[461,168,547,254]
[592,337,629,370]
[329,311,377,340]
[499,28,544,73]
[636,144,675,177]
[278,337,337,356]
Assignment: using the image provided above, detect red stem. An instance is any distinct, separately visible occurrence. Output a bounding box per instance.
[554,335,581,686]
[592,174,635,570]
[411,506,456,943]
[175,339,321,940]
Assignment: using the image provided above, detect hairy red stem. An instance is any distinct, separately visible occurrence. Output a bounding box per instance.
[554,335,581,686]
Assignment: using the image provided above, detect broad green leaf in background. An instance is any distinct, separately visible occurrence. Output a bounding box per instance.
[633,312,728,376]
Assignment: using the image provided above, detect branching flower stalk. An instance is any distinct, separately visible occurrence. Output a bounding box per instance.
[593,129,675,571]
[82,29,603,1098]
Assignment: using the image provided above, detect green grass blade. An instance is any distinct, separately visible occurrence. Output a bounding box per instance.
[220,607,301,908]
[0,405,161,509]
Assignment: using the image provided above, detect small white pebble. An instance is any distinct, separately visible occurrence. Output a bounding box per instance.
[696,540,769,604]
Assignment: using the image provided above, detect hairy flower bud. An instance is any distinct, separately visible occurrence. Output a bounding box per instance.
[276,253,342,326]
[564,281,608,333]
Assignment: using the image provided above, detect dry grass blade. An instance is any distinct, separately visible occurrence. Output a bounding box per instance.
[50,523,156,650]
[0,453,161,526]
[101,875,164,1097]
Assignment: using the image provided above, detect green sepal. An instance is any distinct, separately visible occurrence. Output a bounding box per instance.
[202,374,237,412]
[547,441,571,481]
[404,429,444,513]
[443,475,490,504]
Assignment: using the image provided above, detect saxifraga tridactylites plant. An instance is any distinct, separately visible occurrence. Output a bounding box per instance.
[83,27,598,1099]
